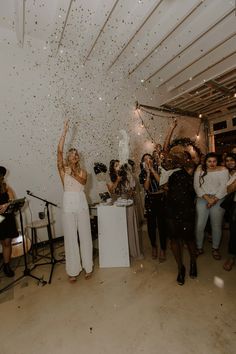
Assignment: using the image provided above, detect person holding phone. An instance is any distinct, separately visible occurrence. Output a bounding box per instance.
[139,154,167,261]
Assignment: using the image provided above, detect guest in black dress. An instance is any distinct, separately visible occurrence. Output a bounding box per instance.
[166,153,197,285]
[0,166,18,277]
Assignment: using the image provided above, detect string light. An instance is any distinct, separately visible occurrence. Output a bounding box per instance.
[139,107,177,119]
[135,104,180,143]
[199,113,202,118]
[136,110,154,141]
[196,120,202,140]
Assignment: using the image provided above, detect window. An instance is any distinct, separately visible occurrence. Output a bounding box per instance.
[213,121,227,131]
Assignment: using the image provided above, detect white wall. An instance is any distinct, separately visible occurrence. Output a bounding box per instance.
[0,35,204,240]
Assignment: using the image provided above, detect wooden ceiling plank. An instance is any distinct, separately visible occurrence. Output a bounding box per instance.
[157,32,236,91]
[200,97,236,114]
[83,0,120,64]
[107,0,164,71]
[128,1,203,76]
[145,8,234,83]
[14,0,25,47]
[206,80,233,95]
[168,71,236,110]
[50,0,73,56]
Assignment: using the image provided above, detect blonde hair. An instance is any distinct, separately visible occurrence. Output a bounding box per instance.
[65,148,80,168]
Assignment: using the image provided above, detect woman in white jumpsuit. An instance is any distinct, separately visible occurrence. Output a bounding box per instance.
[57,120,93,282]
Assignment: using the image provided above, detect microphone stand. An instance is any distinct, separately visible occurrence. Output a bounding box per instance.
[27,191,64,284]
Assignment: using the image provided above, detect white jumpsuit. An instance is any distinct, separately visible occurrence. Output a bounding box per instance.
[62,173,93,276]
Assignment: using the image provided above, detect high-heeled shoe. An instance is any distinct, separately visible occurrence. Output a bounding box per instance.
[177,265,185,286]
[3,263,15,278]
[189,261,197,278]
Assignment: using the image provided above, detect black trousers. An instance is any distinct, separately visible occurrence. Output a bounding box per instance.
[228,202,236,256]
[145,193,167,251]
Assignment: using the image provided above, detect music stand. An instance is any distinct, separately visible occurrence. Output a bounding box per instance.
[26,191,64,284]
[0,198,47,294]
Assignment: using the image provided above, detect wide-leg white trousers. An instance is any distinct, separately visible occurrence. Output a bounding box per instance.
[62,209,93,276]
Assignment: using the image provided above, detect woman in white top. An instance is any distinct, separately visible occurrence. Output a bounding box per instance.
[57,120,93,282]
[194,152,229,260]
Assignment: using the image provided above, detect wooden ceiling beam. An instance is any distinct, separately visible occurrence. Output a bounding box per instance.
[206,79,233,95]
[50,0,73,56]
[200,97,236,114]
[145,8,234,83]
[167,73,236,111]
[107,0,164,71]
[83,0,120,65]
[14,0,25,47]
[129,1,203,76]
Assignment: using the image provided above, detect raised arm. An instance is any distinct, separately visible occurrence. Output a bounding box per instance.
[144,159,160,191]
[57,120,69,184]
[163,119,178,152]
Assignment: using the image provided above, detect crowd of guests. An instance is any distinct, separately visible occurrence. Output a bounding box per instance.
[104,121,236,285]
[139,148,236,285]
[1,119,235,287]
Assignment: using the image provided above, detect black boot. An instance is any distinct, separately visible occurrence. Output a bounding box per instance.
[3,263,15,278]
[177,265,185,286]
[190,261,197,278]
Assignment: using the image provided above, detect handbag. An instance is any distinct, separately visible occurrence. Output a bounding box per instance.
[220,193,234,211]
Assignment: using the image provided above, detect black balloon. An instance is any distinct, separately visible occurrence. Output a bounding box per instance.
[94,162,107,175]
